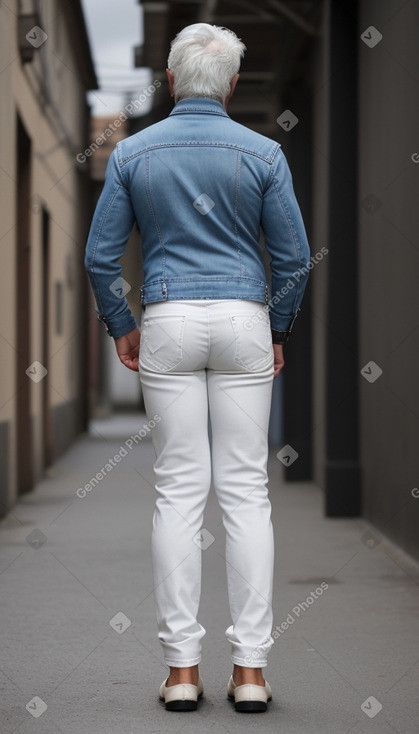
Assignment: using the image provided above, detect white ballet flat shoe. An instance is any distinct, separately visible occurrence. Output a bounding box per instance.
[227,674,272,712]
[159,675,204,711]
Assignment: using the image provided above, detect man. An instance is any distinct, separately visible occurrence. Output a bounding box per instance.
[85,23,310,713]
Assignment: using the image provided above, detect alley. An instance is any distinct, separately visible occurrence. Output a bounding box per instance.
[1,412,418,733]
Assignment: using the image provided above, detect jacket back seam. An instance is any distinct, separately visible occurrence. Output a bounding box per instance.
[145,151,166,283]
[234,150,244,276]
[119,142,279,167]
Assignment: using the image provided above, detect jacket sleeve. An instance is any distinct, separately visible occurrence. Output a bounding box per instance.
[84,146,137,338]
[261,145,311,341]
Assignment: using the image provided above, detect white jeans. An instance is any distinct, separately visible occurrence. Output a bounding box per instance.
[138,299,275,668]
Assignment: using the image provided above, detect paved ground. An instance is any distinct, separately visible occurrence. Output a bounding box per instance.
[1,411,418,734]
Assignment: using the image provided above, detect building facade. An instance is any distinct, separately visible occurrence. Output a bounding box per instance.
[0,0,97,513]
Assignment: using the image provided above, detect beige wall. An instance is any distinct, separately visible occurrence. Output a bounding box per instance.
[0,0,94,509]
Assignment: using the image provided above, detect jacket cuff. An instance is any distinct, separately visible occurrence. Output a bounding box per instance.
[270,308,301,343]
[271,329,290,344]
[96,310,138,338]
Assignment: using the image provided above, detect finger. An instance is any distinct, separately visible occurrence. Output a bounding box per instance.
[125,361,139,372]
[274,362,284,376]
[119,355,139,372]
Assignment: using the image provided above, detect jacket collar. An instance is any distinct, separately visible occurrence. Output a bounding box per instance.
[169,97,229,118]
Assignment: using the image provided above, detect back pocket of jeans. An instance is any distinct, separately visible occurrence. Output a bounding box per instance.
[140,314,186,372]
[229,313,273,371]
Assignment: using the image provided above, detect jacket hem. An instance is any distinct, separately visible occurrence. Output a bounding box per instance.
[140,278,267,305]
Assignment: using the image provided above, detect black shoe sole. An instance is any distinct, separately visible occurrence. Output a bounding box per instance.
[228,694,272,713]
[165,699,198,711]
[234,700,268,712]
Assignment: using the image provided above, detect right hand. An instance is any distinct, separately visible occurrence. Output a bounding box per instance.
[114,327,141,372]
[273,344,285,378]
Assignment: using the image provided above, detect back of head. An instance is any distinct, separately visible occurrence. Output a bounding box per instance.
[167,23,246,104]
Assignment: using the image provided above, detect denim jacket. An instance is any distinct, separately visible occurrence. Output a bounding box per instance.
[84,97,310,340]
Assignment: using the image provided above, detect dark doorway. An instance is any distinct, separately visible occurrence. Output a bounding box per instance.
[16,115,32,495]
[41,207,53,468]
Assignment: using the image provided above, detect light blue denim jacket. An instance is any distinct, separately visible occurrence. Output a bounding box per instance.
[85,98,310,339]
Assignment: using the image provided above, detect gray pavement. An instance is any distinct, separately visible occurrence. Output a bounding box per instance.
[1,411,418,734]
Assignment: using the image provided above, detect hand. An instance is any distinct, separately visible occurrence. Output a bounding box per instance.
[114,327,140,372]
[273,344,285,378]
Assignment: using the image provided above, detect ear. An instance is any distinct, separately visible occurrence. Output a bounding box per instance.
[230,73,239,97]
[166,69,175,98]
[224,73,239,109]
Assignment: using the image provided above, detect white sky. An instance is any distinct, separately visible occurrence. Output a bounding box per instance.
[80,0,153,117]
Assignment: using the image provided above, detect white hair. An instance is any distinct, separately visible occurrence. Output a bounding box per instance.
[167,23,246,104]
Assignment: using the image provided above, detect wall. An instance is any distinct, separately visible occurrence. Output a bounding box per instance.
[0,0,95,512]
[309,9,329,493]
[358,0,419,558]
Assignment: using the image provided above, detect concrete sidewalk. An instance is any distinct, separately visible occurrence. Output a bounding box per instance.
[1,412,418,733]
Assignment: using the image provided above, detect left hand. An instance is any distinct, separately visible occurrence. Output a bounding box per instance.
[273,344,285,378]
[114,327,141,372]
